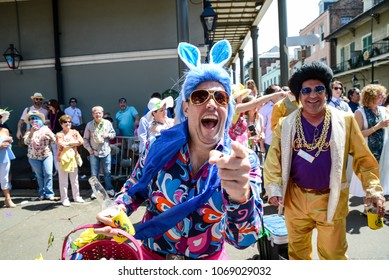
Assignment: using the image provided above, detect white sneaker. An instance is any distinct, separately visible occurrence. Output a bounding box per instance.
[74,197,85,203]
[62,199,71,207]
[106,190,115,197]
[90,193,96,200]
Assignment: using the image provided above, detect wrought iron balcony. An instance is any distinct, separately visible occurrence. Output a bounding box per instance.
[331,37,389,75]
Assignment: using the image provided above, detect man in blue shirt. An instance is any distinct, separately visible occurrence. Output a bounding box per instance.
[115,98,139,137]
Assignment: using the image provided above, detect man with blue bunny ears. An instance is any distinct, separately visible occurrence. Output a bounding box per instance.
[96,40,263,260]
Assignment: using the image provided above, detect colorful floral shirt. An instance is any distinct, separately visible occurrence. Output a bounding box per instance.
[115,140,263,259]
[24,126,55,160]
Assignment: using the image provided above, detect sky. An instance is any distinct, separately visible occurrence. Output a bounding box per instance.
[244,0,322,61]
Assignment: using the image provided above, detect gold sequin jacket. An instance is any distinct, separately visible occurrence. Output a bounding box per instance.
[264,106,382,223]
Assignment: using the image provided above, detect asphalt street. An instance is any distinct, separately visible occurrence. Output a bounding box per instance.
[0,189,388,260]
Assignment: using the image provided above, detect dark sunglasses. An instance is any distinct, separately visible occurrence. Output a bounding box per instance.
[61,120,72,124]
[28,116,39,121]
[34,98,43,101]
[300,85,326,95]
[189,89,229,106]
[119,99,126,103]
[333,86,343,90]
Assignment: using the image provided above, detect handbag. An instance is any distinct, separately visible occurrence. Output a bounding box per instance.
[75,153,83,167]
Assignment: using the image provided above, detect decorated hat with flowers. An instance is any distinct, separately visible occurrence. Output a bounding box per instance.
[0,108,11,124]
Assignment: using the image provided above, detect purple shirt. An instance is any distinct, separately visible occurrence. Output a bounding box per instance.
[290,115,332,190]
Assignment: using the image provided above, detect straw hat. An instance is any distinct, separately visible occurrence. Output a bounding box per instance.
[25,110,45,123]
[30,92,45,100]
[231,84,251,100]
[146,96,174,122]
[0,108,10,124]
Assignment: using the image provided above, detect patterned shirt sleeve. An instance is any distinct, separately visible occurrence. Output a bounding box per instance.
[220,149,263,249]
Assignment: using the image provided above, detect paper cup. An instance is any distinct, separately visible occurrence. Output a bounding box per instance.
[367,211,384,230]
[111,209,136,243]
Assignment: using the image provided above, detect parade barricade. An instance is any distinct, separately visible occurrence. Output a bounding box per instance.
[110,136,140,181]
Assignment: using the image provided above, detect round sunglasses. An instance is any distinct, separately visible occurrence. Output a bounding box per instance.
[300,85,326,95]
[189,89,229,106]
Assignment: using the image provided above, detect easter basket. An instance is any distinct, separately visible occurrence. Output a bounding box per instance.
[61,223,143,260]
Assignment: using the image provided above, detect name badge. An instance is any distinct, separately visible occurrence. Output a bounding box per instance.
[297,149,315,163]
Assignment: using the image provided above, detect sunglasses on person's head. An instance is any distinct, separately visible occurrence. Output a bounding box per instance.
[189,89,229,106]
[300,85,326,95]
[28,116,39,121]
[333,86,343,90]
[119,99,126,103]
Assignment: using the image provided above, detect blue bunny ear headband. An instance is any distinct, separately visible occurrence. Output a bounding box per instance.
[175,40,235,129]
[178,39,232,70]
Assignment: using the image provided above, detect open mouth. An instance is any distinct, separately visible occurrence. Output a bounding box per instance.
[201,115,218,129]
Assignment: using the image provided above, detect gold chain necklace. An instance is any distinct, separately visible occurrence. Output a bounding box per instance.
[294,108,331,157]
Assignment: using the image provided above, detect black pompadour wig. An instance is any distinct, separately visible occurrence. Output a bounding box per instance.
[288,61,334,102]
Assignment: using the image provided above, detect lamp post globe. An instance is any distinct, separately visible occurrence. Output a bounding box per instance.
[200,0,217,45]
[3,44,23,70]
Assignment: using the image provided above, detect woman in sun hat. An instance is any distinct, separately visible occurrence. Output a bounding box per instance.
[0,108,16,208]
[144,96,175,149]
[229,83,287,146]
[228,84,252,146]
[23,110,56,201]
[138,96,175,154]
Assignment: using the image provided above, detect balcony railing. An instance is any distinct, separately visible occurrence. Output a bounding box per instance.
[331,37,389,74]
[331,54,370,74]
[371,36,389,59]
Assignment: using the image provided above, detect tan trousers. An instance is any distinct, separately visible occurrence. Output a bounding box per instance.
[284,181,349,260]
[58,165,80,202]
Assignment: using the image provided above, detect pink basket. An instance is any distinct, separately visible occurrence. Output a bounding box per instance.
[61,223,143,260]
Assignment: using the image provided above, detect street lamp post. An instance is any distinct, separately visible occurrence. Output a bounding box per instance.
[3,44,23,70]
[200,0,217,62]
